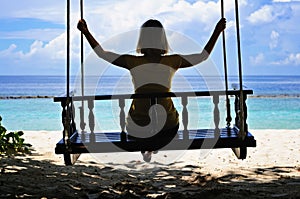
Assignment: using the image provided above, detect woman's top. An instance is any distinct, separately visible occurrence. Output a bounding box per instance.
[124,55,183,133]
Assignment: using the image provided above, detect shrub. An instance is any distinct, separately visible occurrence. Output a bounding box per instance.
[0,116,32,155]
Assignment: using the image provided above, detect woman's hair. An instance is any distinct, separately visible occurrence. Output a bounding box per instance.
[136,19,169,54]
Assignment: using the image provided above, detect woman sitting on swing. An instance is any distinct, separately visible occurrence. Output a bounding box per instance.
[77,17,226,162]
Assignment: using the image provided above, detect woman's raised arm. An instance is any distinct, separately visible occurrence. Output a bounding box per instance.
[77,19,129,69]
[179,18,226,68]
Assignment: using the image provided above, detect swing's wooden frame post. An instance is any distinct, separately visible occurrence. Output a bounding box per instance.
[55,0,256,165]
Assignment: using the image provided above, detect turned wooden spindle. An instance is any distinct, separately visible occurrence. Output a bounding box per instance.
[243,94,248,133]
[70,100,76,135]
[79,105,86,141]
[235,93,248,139]
[61,100,67,142]
[225,97,232,130]
[79,106,86,132]
[234,94,240,128]
[61,100,71,147]
[88,100,95,142]
[150,97,158,135]
[119,98,126,142]
[213,95,220,137]
[181,96,189,140]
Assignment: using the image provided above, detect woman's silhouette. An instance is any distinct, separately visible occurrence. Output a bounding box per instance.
[77,18,226,161]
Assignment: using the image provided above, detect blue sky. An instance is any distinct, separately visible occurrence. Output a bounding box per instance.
[1,0,300,76]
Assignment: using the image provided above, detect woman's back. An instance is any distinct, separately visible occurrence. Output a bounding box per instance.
[125,54,180,131]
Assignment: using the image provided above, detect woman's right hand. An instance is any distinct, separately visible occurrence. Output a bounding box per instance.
[77,19,89,34]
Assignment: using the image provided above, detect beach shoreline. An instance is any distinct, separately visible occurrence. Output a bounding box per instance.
[1,129,299,198]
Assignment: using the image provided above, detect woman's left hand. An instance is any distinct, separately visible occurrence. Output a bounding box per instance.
[215,18,226,33]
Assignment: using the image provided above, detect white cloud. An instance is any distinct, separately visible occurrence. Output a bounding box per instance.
[2,0,235,75]
[273,53,300,66]
[1,0,65,24]
[0,32,79,74]
[288,53,300,65]
[82,0,224,36]
[247,4,291,25]
[0,29,64,42]
[250,53,264,65]
[0,44,17,56]
[8,0,300,76]
[269,30,279,49]
[247,5,275,24]
[1,34,66,60]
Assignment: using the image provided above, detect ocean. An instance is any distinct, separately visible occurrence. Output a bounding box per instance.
[0,75,299,131]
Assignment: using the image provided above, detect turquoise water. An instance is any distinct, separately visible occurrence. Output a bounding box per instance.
[0,98,61,131]
[0,75,300,130]
[247,98,300,129]
[1,96,299,131]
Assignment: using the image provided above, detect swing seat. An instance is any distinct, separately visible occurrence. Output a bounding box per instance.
[55,128,256,153]
[54,89,256,165]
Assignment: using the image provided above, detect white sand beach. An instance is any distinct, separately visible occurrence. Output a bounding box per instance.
[1,130,299,198]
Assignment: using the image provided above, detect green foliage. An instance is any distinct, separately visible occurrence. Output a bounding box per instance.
[0,116,32,155]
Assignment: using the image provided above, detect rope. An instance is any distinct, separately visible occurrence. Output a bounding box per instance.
[221,0,228,89]
[234,0,245,138]
[235,0,243,92]
[80,0,84,98]
[64,0,71,145]
[221,0,231,128]
[67,0,70,98]
[80,0,86,131]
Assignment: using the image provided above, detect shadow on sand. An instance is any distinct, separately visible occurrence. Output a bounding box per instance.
[0,154,300,199]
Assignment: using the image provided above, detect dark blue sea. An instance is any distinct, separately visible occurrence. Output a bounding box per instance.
[0,75,299,130]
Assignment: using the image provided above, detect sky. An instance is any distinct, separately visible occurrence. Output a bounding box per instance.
[1,0,300,76]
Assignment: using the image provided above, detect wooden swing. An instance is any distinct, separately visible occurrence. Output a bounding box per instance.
[54,0,256,166]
